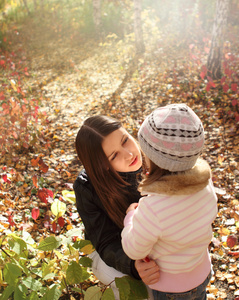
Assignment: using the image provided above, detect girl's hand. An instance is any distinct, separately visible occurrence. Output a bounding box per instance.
[126,203,138,214]
[135,258,160,285]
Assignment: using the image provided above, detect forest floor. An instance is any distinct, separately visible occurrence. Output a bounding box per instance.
[1,12,239,299]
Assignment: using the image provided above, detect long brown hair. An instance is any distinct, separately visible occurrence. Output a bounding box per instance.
[75,115,137,228]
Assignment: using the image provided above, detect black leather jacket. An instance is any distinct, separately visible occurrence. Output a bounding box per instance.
[73,168,142,279]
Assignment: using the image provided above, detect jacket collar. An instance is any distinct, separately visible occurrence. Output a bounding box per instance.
[118,167,142,187]
[140,159,211,196]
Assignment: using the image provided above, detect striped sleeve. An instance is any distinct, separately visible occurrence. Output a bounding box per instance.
[121,197,162,260]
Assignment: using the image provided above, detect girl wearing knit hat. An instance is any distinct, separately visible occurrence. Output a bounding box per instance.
[122,103,218,299]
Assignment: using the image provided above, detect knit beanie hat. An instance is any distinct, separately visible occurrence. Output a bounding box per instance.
[138,104,204,172]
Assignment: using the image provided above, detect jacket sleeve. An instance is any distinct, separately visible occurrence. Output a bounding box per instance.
[73,178,140,280]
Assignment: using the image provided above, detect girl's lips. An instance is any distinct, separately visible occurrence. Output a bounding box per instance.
[129,156,138,166]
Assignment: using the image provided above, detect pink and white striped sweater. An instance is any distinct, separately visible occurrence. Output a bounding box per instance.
[122,159,218,293]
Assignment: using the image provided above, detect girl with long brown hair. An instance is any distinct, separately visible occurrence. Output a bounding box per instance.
[74,115,159,299]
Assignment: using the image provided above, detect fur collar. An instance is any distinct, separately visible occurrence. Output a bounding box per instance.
[140,159,211,196]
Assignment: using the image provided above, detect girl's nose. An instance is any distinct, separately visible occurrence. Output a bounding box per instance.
[124,149,133,159]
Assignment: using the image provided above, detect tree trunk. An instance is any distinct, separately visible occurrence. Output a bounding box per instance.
[21,0,30,14]
[133,0,145,54]
[92,0,102,39]
[207,0,229,80]
[33,0,37,10]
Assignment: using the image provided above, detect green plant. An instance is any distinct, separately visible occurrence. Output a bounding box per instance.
[0,231,148,299]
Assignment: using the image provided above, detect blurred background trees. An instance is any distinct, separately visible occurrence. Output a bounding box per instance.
[1,0,238,59]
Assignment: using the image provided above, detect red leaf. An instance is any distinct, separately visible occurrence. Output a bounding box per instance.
[0,92,4,100]
[200,71,206,80]
[204,47,210,54]
[39,158,49,173]
[223,84,229,93]
[0,60,5,66]
[31,208,40,220]
[225,68,233,78]
[210,81,216,88]
[37,188,54,204]
[221,76,226,85]
[22,142,29,149]
[12,132,18,139]
[232,99,238,107]
[206,83,211,92]
[52,221,57,233]
[32,174,38,188]
[8,215,15,227]
[31,156,40,167]
[72,236,77,242]
[58,216,65,227]
[227,235,237,248]
[20,120,27,127]
[231,83,237,92]
[2,174,7,182]
[11,116,16,123]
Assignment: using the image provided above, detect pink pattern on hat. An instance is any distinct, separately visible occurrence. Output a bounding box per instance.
[151,135,160,144]
[181,143,193,151]
[181,117,192,125]
[143,127,149,134]
[196,140,204,148]
[163,141,175,149]
[165,116,176,123]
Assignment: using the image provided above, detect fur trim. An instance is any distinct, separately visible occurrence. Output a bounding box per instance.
[140,158,211,196]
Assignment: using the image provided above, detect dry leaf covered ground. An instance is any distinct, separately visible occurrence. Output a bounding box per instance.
[1,14,239,299]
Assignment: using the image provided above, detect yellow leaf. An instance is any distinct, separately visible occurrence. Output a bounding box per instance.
[218,227,230,236]
[66,224,73,231]
[81,244,94,255]
[51,199,66,217]
[207,285,218,295]
[62,190,76,203]
[54,250,63,259]
[0,269,3,284]
[217,248,224,256]
[10,79,17,91]
[218,154,224,165]
[53,135,62,140]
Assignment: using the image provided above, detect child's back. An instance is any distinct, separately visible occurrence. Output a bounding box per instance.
[122,104,218,299]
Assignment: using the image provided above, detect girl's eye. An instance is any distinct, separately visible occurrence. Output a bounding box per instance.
[122,136,129,145]
[111,153,117,161]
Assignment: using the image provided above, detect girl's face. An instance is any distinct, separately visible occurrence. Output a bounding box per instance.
[102,127,142,173]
